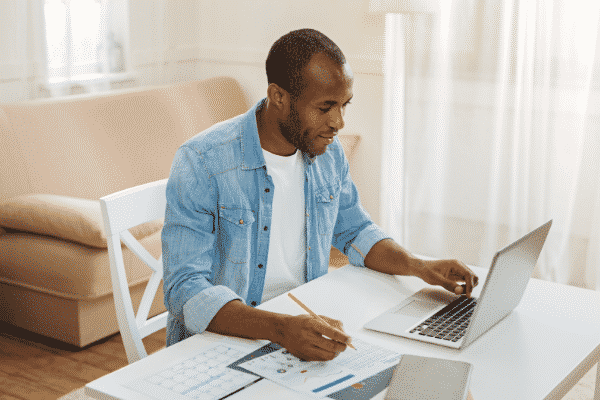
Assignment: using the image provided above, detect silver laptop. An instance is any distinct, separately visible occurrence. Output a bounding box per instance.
[364,220,552,349]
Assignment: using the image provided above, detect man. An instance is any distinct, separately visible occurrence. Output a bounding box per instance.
[162,28,479,362]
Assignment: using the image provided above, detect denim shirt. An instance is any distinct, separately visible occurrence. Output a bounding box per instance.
[162,98,390,346]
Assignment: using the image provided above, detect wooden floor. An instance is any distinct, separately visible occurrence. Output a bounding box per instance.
[0,321,166,400]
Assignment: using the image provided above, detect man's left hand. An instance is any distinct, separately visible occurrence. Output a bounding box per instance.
[417,259,479,297]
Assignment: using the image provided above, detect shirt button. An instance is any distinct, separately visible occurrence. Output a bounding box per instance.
[258,264,263,268]
[306,212,309,217]
[330,195,334,199]
[251,301,257,306]
[264,226,268,231]
[308,246,311,250]
[265,188,270,193]
[239,219,244,225]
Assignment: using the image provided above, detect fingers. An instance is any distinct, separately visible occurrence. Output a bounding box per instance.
[424,259,479,298]
[319,315,345,333]
[314,316,351,346]
[282,315,348,361]
[300,343,340,361]
[463,273,473,298]
[449,262,470,296]
[449,261,478,298]
[462,262,478,297]
[310,330,348,354]
[292,331,346,361]
[439,275,472,298]
[437,275,465,296]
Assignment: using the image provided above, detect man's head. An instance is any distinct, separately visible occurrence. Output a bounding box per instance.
[263,29,353,158]
[266,28,347,98]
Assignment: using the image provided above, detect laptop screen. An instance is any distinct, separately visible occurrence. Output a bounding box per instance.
[462,220,552,348]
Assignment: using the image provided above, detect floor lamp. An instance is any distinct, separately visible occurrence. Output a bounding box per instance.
[370,0,440,245]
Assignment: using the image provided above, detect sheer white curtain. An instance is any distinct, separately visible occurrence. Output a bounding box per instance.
[381,0,600,290]
[0,0,202,99]
[0,0,131,102]
[128,0,202,88]
[0,0,48,102]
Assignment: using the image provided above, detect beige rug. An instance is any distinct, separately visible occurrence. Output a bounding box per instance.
[59,364,597,400]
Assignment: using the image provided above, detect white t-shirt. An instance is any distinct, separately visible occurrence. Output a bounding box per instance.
[261,149,307,303]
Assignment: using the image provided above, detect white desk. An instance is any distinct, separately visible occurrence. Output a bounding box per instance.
[86,265,600,399]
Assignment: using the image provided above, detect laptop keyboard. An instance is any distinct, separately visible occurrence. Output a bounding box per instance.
[409,296,477,342]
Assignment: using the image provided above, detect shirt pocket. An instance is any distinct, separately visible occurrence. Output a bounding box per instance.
[218,207,255,264]
[316,184,341,236]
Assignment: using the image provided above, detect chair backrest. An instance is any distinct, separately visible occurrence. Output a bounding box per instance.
[99,179,168,364]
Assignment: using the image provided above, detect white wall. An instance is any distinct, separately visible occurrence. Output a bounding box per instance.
[128,0,388,225]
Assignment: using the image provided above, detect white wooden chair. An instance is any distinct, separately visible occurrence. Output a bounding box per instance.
[99,179,169,364]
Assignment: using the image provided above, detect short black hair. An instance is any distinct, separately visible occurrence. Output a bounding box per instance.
[266,29,346,98]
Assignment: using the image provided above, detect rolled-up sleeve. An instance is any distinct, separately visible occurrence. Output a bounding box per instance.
[162,146,242,335]
[331,150,391,268]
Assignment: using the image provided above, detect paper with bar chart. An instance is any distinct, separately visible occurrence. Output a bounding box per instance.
[237,336,401,398]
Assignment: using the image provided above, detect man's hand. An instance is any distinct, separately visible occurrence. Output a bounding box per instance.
[206,300,350,361]
[272,314,350,362]
[364,239,480,297]
[417,259,479,297]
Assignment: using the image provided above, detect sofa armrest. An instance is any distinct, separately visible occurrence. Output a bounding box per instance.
[338,134,360,161]
[329,134,361,269]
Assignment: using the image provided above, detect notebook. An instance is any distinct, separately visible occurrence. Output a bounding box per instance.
[364,220,552,349]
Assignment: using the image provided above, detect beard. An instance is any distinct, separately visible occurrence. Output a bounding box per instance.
[279,102,320,158]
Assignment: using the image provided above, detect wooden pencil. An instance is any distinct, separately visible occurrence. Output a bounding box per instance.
[287,292,356,350]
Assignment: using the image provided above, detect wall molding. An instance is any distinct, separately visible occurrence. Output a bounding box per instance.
[131,45,384,75]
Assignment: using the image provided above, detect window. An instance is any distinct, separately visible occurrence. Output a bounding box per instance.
[44,0,127,86]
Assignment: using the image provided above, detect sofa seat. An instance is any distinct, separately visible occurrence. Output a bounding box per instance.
[0,229,165,346]
[0,230,161,300]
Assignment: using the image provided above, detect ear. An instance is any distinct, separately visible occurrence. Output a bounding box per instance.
[266,83,290,115]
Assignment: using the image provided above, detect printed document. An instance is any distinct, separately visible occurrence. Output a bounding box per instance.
[237,336,401,398]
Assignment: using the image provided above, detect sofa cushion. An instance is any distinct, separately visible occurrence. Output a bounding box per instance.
[0,229,162,300]
[0,77,250,203]
[0,194,163,248]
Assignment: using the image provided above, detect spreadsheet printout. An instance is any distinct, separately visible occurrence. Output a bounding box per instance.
[237,337,402,398]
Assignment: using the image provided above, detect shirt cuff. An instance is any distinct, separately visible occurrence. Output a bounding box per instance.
[347,223,391,268]
[183,285,244,334]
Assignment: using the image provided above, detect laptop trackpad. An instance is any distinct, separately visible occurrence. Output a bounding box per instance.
[365,299,441,333]
[364,289,454,334]
[395,300,440,318]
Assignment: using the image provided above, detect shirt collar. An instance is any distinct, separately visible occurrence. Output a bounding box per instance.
[240,98,315,170]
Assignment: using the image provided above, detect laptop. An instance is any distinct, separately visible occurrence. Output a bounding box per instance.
[364,220,552,349]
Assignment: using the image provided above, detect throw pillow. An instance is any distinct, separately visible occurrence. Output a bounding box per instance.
[0,194,163,248]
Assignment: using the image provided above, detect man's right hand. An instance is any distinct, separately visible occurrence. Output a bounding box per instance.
[205,300,350,362]
[272,314,351,361]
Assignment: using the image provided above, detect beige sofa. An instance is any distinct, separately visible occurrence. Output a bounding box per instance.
[0,77,251,346]
[0,76,358,347]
